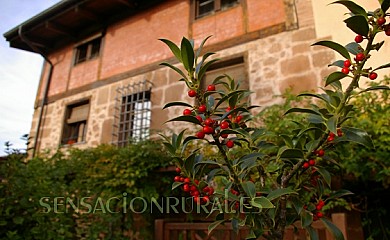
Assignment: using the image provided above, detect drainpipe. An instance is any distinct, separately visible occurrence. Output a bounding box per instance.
[18,26,54,158]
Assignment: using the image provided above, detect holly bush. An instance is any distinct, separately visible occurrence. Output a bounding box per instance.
[0,141,174,240]
[160,1,390,239]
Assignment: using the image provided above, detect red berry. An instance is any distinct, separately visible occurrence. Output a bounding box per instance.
[198,105,207,113]
[183,109,192,116]
[309,159,316,166]
[203,126,214,134]
[316,149,325,157]
[356,52,365,61]
[195,115,203,123]
[194,196,200,204]
[221,133,229,138]
[327,136,335,142]
[204,118,214,126]
[303,162,310,169]
[337,128,343,137]
[226,140,234,148]
[377,17,386,26]
[369,72,378,80]
[220,121,229,129]
[175,167,181,173]
[316,211,324,218]
[355,35,363,43]
[196,131,205,139]
[183,184,190,192]
[318,200,325,207]
[202,195,210,203]
[188,89,197,97]
[226,107,231,112]
[343,59,351,68]
[386,28,390,36]
[341,67,350,74]
[203,186,210,193]
[179,177,184,182]
[193,190,200,197]
[208,187,214,195]
[316,205,323,211]
[184,178,190,183]
[329,132,335,138]
[207,84,216,91]
[190,185,197,191]
[235,115,243,123]
[194,179,199,185]
[174,176,180,182]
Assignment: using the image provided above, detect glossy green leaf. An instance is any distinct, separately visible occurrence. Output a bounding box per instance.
[325,72,348,86]
[359,85,390,94]
[242,181,256,198]
[373,63,390,71]
[381,0,390,12]
[328,60,345,68]
[312,41,350,60]
[159,38,182,62]
[207,95,215,110]
[267,188,297,201]
[172,182,183,190]
[338,127,374,148]
[326,115,338,134]
[180,37,195,72]
[305,138,321,153]
[198,59,219,81]
[251,197,275,209]
[327,189,354,200]
[167,116,203,126]
[291,197,305,215]
[321,218,345,240]
[317,167,331,187]
[160,62,187,80]
[300,209,313,228]
[284,108,321,116]
[278,148,304,159]
[163,101,193,109]
[208,220,225,234]
[195,35,212,59]
[345,42,361,55]
[332,1,367,16]
[344,15,369,36]
[305,225,319,240]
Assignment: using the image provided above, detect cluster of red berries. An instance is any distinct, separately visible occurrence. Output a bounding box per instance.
[348,35,378,80]
[376,16,390,36]
[183,84,244,148]
[173,167,214,204]
[327,128,343,142]
[302,159,316,169]
[303,199,325,221]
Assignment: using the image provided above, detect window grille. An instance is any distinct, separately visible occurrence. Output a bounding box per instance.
[112,80,152,146]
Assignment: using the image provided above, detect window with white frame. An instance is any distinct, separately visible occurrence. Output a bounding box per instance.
[195,0,239,19]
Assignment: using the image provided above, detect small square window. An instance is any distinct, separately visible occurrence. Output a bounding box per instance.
[195,0,239,19]
[61,100,90,145]
[74,37,101,65]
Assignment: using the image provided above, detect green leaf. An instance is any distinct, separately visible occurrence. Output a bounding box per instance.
[321,218,345,240]
[359,85,390,94]
[240,152,265,162]
[180,37,195,73]
[338,127,374,148]
[312,41,350,60]
[172,182,183,190]
[331,1,367,16]
[208,220,225,234]
[305,225,319,240]
[305,138,321,153]
[167,116,203,126]
[327,189,354,200]
[326,115,338,134]
[345,42,361,55]
[373,63,390,71]
[242,181,256,198]
[344,15,369,36]
[278,148,304,159]
[267,188,297,201]
[381,0,390,12]
[197,59,220,81]
[251,197,275,209]
[160,62,187,81]
[284,108,321,116]
[291,197,305,215]
[195,35,212,59]
[317,167,332,187]
[325,72,348,86]
[300,209,313,228]
[163,101,193,109]
[207,95,215,111]
[298,93,329,103]
[159,38,182,62]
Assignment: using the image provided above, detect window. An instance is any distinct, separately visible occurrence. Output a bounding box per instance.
[113,81,152,147]
[61,100,90,145]
[195,0,239,18]
[202,56,248,90]
[74,37,101,65]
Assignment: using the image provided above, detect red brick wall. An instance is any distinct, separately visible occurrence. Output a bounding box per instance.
[41,0,287,98]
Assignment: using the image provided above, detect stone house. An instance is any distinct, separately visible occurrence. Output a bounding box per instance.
[4,0,389,157]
